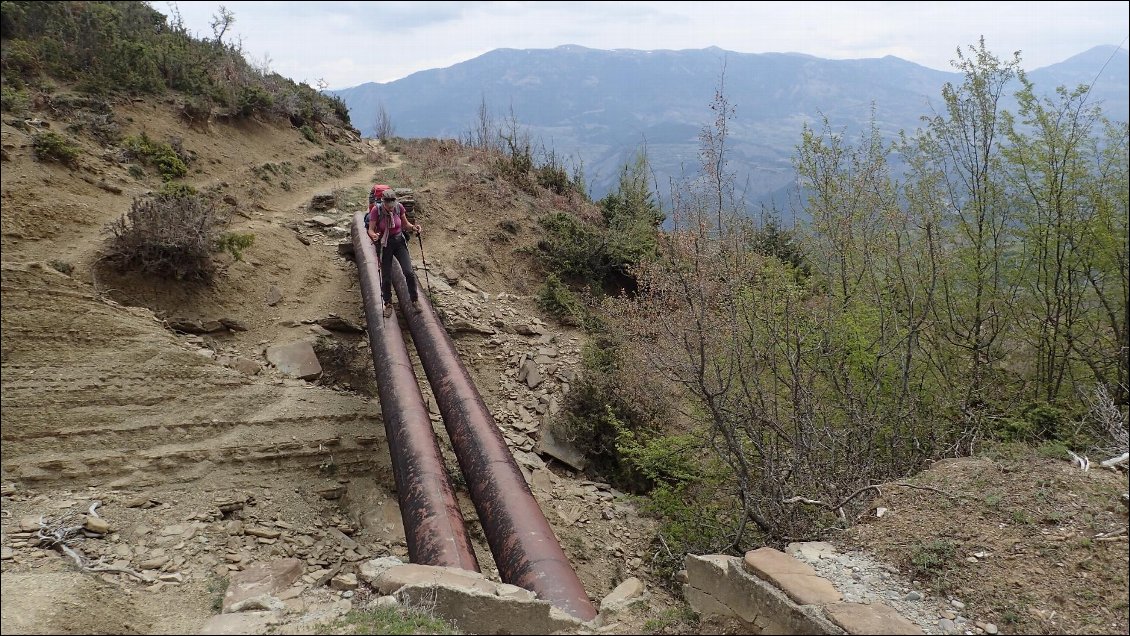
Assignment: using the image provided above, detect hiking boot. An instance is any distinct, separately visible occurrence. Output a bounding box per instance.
[383,305,393,318]
[412,299,422,312]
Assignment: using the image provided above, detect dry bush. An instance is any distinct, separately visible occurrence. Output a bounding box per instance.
[401,138,463,179]
[102,192,228,281]
[1081,384,1130,456]
[365,148,388,164]
[313,336,377,396]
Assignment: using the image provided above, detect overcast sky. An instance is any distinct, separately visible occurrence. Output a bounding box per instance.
[156,1,1129,89]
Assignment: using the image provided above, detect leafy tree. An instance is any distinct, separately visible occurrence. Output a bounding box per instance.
[537,149,663,293]
[911,38,1023,420]
[598,150,664,287]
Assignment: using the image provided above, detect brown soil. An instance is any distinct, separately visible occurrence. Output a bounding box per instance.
[2,91,1127,635]
[846,451,1129,635]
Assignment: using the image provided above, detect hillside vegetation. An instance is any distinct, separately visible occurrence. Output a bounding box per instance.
[1,4,1127,635]
[1,1,349,130]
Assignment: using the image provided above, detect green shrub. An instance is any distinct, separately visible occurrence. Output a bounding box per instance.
[1037,439,1069,459]
[537,212,605,282]
[1,39,41,79]
[999,402,1068,442]
[48,259,73,275]
[216,232,254,261]
[299,124,316,142]
[252,162,293,183]
[31,131,79,165]
[314,148,356,175]
[555,331,676,490]
[123,132,188,181]
[645,471,738,579]
[2,2,347,127]
[537,273,586,325]
[66,111,120,144]
[1,85,30,113]
[236,85,272,117]
[157,182,198,198]
[535,162,571,195]
[616,426,702,487]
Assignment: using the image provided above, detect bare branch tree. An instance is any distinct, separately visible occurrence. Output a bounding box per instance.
[374,102,395,142]
[210,5,235,44]
[464,94,497,151]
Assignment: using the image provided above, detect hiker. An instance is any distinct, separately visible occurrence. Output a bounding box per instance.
[367,189,423,317]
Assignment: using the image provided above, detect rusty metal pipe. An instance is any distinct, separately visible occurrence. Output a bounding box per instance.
[350,213,479,572]
[387,258,597,621]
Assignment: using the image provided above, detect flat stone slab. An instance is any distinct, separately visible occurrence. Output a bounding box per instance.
[824,601,925,635]
[266,340,322,380]
[197,611,280,635]
[360,561,582,635]
[222,558,303,613]
[600,576,647,613]
[743,547,842,606]
[367,562,497,597]
[535,417,587,471]
[786,541,838,561]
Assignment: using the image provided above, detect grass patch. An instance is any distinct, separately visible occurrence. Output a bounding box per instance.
[642,603,699,634]
[207,577,229,613]
[909,538,956,586]
[319,605,457,635]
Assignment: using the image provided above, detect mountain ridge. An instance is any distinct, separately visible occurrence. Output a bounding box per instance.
[332,44,1129,208]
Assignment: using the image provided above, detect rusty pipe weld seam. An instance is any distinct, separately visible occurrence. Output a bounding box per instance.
[387,258,598,622]
[350,213,479,573]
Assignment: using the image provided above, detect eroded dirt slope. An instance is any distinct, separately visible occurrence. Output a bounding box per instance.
[1,95,675,634]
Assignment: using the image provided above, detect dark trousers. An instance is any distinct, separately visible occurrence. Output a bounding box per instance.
[379,233,419,304]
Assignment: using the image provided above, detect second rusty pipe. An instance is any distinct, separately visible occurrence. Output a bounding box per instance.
[350,212,479,572]
[387,257,597,621]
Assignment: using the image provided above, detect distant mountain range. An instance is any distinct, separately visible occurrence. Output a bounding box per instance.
[331,45,1129,210]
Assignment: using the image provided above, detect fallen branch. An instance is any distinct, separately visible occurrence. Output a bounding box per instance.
[782,485,881,513]
[58,543,154,583]
[782,496,828,506]
[1094,527,1127,540]
[1101,452,1129,468]
[785,481,958,519]
[893,483,957,499]
[655,532,673,560]
[1068,450,1091,472]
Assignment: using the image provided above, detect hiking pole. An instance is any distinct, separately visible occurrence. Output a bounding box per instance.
[416,232,432,294]
[373,237,386,314]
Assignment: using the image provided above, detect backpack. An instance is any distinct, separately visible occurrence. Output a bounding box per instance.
[365,184,392,228]
[368,184,391,213]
